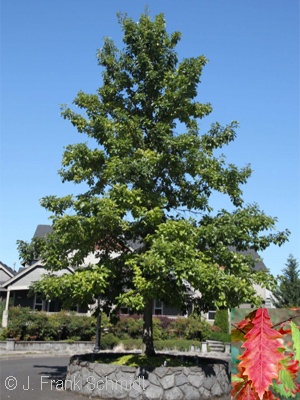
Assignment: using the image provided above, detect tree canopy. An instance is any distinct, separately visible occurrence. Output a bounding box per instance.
[18,11,289,355]
[272,255,300,308]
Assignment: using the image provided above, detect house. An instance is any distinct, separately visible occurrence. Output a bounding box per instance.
[1,259,77,327]
[0,261,17,302]
[1,225,275,327]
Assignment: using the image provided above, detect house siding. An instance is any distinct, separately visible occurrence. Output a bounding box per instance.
[7,267,72,289]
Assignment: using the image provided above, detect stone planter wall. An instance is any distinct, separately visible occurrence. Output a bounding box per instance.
[66,355,231,399]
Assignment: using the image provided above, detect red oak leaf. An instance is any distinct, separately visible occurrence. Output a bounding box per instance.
[231,365,248,398]
[261,390,277,399]
[232,310,256,342]
[235,380,259,400]
[277,327,291,335]
[239,308,285,400]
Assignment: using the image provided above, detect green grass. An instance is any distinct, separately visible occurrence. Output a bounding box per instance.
[95,353,196,367]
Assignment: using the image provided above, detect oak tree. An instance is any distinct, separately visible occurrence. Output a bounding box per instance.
[18,11,289,355]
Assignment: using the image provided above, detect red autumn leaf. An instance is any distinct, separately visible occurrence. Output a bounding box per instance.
[235,380,259,400]
[261,390,277,400]
[232,310,256,342]
[232,321,254,342]
[239,308,285,400]
[277,327,291,335]
[231,365,248,398]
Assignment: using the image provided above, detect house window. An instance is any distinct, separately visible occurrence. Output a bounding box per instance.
[154,300,163,315]
[34,294,44,311]
[208,310,216,320]
[45,300,57,312]
[264,298,272,308]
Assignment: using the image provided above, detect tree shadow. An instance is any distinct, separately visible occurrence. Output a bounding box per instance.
[33,363,67,381]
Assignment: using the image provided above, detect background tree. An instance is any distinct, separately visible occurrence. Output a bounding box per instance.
[272,255,300,308]
[18,11,289,356]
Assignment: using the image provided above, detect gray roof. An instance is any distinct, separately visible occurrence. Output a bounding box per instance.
[33,225,53,238]
[0,261,17,276]
[228,246,267,271]
[0,261,17,285]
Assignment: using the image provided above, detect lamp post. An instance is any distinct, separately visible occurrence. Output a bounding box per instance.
[93,295,101,353]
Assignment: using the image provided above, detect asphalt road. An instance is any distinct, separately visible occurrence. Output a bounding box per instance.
[0,355,87,400]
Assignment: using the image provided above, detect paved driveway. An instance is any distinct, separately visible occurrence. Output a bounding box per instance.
[0,355,87,400]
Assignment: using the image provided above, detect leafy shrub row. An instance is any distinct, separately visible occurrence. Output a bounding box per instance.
[2,307,230,345]
[111,314,212,341]
[4,307,96,341]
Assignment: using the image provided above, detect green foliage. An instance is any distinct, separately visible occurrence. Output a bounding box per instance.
[0,328,8,340]
[170,315,211,341]
[3,308,231,351]
[6,307,96,341]
[98,353,196,367]
[213,309,229,334]
[273,255,300,308]
[111,314,211,342]
[207,331,231,342]
[6,307,34,340]
[154,339,202,352]
[100,333,119,349]
[120,338,143,350]
[112,315,144,339]
[153,317,169,340]
[291,321,300,363]
[18,11,289,355]
[0,299,6,323]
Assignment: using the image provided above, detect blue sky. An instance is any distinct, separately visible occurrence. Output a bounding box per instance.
[1,0,299,277]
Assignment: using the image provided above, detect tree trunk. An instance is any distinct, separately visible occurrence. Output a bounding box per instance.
[143,299,156,356]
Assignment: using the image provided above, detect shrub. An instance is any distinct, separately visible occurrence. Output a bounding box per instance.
[207,331,231,342]
[112,316,143,339]
[170,315,211,341]
[153,317,167,340]
[213,310,229,334]
[6,307,97,341]
[153,316,174,340]
[100,333,119,349]
[210,325,222,332]
[58,312,96,341]
[121,339,143,350]
[0,328,8,340]
[154,316,174,331]
[0,299,6,322]
[25,312,55,340]
[154,339,202,351]
[7,307,33,340]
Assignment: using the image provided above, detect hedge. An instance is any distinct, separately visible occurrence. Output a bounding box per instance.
[3,307,230,345]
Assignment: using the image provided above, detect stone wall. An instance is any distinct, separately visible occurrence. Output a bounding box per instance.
[15,340,95,353]
[1,339,231,356]
[66,354,231,399]
[2,339,95,353]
